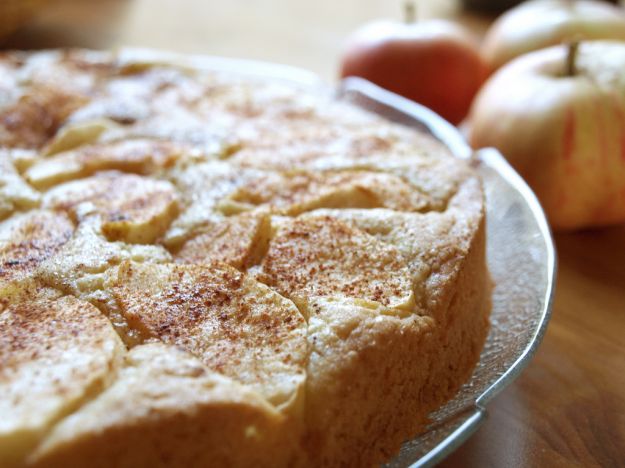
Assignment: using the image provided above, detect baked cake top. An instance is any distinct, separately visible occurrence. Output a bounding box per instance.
[0,49,486,467]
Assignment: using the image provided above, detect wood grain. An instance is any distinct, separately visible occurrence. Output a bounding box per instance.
[442,225,625,468]
[2,1,624,466]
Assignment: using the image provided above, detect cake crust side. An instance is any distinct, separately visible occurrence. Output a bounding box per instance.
[300,178,490,467]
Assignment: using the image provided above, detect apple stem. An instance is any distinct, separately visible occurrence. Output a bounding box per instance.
[404,0,416,24]
[565,40,579,77]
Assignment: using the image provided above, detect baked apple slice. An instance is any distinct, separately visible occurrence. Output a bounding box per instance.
[43,172,179,244]
[30,344,295,468]
[301,175,485,321]
[258,216,416,311]
[0,85,89,150]
[105,261,308,411]
[35,216,171,300]
[222,169,432,215]
[0,210,74,290]
[164,160,269,247]
[175,211,271,270]
[0,295,124,467]
[0,153,41,220]
[26,139,185,190]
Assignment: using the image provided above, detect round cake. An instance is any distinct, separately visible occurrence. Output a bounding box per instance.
[0,49,491,467]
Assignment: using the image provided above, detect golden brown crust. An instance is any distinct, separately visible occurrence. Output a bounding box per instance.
[300,177,488,466]
[0,210,74,289]
[175,211,271,269]
[224,169,433,215]
[259,216,415,310]
[0,49,490,468]
[0,295,124,467]
[0,152,41,220]
[105,260,308,409]
[25,139,185,190]
[0,86,89,149]
[29,344,296,468]
[43,172,180,244]
[163,161,267,247]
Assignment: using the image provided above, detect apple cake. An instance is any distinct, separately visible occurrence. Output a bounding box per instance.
[0,49,490,467]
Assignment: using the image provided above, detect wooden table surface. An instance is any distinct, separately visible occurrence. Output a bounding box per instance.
[3,1,625,466]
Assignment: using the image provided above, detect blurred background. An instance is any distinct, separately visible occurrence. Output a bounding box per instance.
[2,0,624,467]
[0,0,491,80]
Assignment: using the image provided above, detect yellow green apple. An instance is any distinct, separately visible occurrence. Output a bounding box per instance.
[482,0,625,72]
[470,40,625,230]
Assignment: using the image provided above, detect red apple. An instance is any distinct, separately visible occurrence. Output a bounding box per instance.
[469,40,625,231]
[482,0,625,72]
[340,6,486,125]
